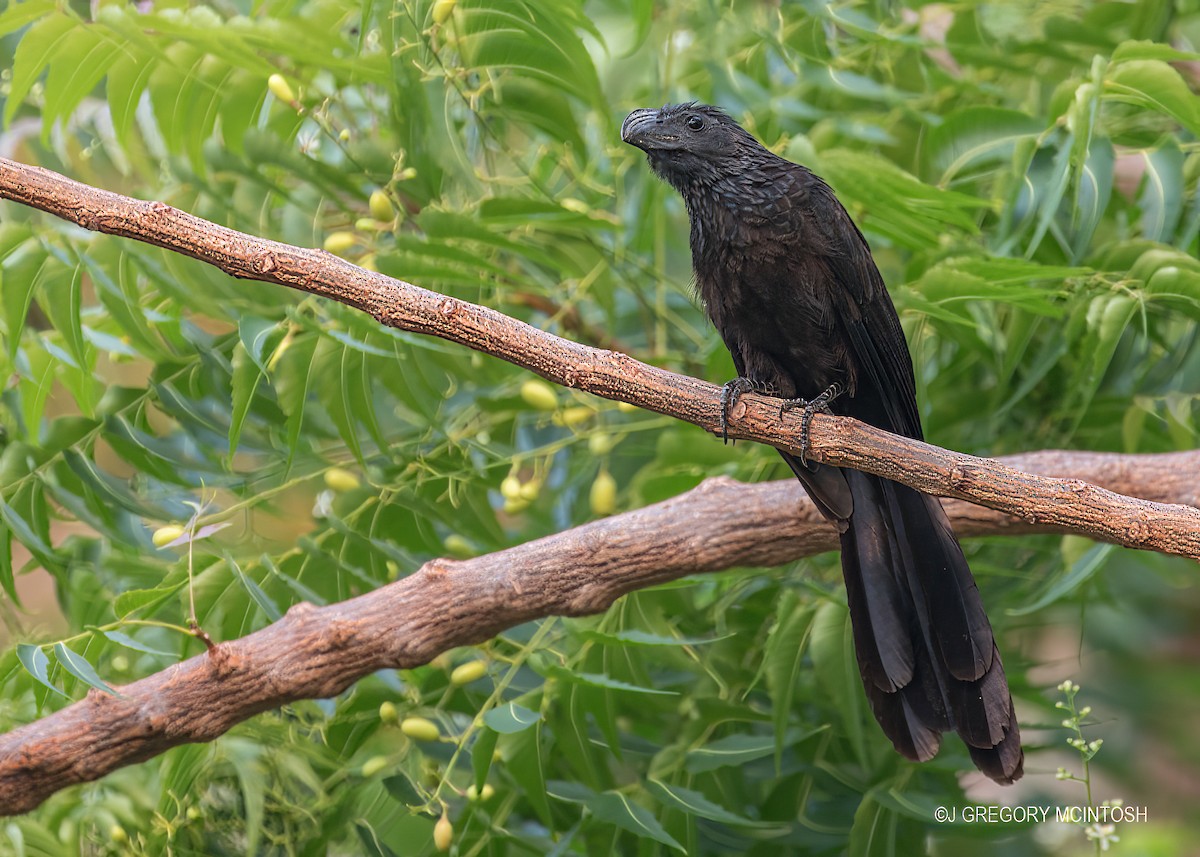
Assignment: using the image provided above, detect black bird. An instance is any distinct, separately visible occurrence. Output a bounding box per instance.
[622,103,1022,784]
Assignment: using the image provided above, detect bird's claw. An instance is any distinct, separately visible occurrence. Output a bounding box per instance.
[719,377,776,443]
[719,378,754,444]
[779,382,844,466]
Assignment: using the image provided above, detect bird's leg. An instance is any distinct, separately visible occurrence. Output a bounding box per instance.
[719,377,777,443]
[779,382,844,465]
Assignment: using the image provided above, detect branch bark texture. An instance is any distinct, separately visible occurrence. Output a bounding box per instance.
[0,449,1196,815]
[1,158,1198,557]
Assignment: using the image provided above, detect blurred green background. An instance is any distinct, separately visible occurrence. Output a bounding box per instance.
[0,0,1198,853]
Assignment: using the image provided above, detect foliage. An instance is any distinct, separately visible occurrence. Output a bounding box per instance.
[0,0,1198,854]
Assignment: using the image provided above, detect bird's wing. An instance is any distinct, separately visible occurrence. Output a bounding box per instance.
[815,188,924,441]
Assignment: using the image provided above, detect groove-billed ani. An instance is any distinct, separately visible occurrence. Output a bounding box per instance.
[622,103,1023,784]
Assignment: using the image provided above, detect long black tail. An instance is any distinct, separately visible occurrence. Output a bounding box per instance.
[786,455,1023,784]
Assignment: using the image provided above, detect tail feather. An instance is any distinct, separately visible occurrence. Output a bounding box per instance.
[791,455,1023,784]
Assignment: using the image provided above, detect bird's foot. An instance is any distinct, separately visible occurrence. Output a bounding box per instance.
[719,377,777,443]
[779,382,844,465]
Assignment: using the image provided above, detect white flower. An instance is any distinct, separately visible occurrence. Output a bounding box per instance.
[1084,823,1119,851]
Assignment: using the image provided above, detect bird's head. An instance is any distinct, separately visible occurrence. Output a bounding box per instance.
[621,103,762,193]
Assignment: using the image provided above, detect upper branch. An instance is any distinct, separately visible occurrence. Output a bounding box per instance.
[0,156,1197,560]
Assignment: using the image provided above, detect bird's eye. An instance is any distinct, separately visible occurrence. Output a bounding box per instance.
[686,115,704,131]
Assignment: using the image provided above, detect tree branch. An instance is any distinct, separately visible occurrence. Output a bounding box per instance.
[0,449,1195,814]
[1,158,1198,557]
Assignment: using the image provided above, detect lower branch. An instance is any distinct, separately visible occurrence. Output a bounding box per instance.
[0,449,1194,815]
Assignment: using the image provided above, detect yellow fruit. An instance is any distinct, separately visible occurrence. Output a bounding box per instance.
[152,525,185,547]
[361,755,390,777]
[400,717,441,742]
[323,231,358,255]
[588,433,615,455]
[323,467,361,492]
[379,701,399,724]
[186,806,202,821]
[616,401,637,412]
[519,379,558,411]
[552,406,593,427]
[466,783,496,801]
[589,469,617,516]
[500,475,522,499]
[560,197,589,214]
[339,128,351,142]
[502,496,530,515]
[450,660,487,686]
[517,480,541,502]
[267,73,296,105]
[369,189,395,221]
[442,534,474,558]
[433,813,453,851]
[431,0,457,25]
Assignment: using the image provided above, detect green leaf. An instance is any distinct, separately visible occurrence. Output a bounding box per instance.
[923,106,1043,184]
[16,643,66,697]
[578,629,731,647]
[1112,40,1200,64]
[1105,60,1200,137]
[0,495,56,571]
[471,725,499,791]
[543,665,676,695]
[231,561,282,623]
[239,316,281,373]
[5,12,77,125]
[0,0,57,38]
[646,780,757,826]
[381,772,424,807]
[822,151,987,250]
[811,599,867,766]
[1070,139,1114,261]
[42,25,122,135]
[483,702,542,734]
[0,525,13,606]
[101,630,175,658]
[685,733,776,774]
[1009,543,1114,616]
[1,252,38,362]
[502,722,552,826]
[848,794,896,857]
[270,332,318,476]
[157,744,211,818]
[105,43,158,151]
[38,264,88,372]
[355,821,402,857]
[548,781,684,852]
[53,642,118,696]
[113,580,187,619]
[62,449,162,518]
[763,592,814,768]
[229,341,264,460]
[1137,143,1185,242]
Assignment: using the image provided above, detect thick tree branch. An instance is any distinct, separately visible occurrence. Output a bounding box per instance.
[1,157,1197,557]
[0,449,1196,815]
